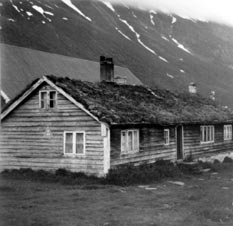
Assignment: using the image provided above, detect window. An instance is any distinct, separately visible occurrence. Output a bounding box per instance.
[200,125,214,143]
[121,130,139,153]
[39,91,57,109]
[224,125,232,141]
[64,132,85,155]
[164,129,170,145]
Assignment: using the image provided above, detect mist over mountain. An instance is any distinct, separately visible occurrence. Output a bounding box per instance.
[1,0,233,107]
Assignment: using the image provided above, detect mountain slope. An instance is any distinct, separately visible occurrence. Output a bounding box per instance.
[1,0,233,107]
[1,43,142,100]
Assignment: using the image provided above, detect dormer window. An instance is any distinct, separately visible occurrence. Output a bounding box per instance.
[39,91,57,109]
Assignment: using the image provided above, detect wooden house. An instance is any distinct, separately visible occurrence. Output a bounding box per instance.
[1,74,233,176]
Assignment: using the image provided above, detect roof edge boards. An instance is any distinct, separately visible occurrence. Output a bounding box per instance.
[43,76,102,124]
[1,77,46,120]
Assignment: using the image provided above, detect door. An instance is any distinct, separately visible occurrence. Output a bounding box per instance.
[176,126,183,160]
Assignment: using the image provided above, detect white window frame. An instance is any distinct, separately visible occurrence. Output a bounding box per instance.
[200,125,214,144]
[39,90,57,109]
[121,129,139,154]
[224,125,232,141]
[63,131,86,156]
[164,129,170,145]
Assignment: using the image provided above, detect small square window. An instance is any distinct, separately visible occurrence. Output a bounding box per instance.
[39,90,57,109]
[164,129,170,145]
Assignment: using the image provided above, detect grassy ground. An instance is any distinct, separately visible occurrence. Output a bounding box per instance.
[1,164,233,226]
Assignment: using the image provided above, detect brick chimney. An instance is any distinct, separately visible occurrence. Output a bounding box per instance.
[100,56,114,82]
[188,82,197,94]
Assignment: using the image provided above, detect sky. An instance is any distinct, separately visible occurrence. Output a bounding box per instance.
[106,0,233,27]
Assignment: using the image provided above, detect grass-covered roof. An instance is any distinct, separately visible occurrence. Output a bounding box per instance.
[46,75,233,125]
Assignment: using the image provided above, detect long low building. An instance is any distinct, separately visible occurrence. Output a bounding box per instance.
[1,71,233,176]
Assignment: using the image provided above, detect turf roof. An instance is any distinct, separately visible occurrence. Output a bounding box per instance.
[46,75,233,125]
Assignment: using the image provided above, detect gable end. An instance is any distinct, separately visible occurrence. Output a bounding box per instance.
[1,76,102,125]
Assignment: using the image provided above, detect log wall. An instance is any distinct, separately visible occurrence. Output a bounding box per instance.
[183,124,233,158]
[0,84,105,176]
[110,126,177,167]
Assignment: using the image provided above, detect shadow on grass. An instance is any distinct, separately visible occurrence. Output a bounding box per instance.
[1,158,233,187]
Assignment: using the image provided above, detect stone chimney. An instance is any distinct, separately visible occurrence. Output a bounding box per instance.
[100,56,114,82]
[188,82,197,94]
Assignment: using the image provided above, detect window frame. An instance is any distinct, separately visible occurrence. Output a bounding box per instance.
[164,129,170,145]
[200,125,215,144]
[224,125,232,141]
[63,131,86,156]
[121,129,139,154]
[39,90,57,109]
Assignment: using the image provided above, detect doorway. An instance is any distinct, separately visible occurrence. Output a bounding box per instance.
[176,126,183,160]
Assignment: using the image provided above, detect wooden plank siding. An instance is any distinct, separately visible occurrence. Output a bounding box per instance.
[0,84,106,176]
[183,124,233,159]
[110,126,177,167]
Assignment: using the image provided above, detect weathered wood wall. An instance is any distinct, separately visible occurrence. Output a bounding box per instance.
[0,84,105,176]
[110,126,177,167]
[183,124,233,158]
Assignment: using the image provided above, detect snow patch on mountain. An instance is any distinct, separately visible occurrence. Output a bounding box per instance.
[26,11,33,17]
[159,56,168,63]
[149,10,156,26]
[8,18,16,22]
[180,69,185,73]
[132,12,137,18]
[150,14,155,25]
[102,1,115,12]
[61,0,92,22]
[103,2,156,55]
[166,73,174,79]
[172,16,177,24]
[172,38,192,54]
[44,11,54,16]
[119,18,157,55]
[10,0,21,13]
[115,27,131,40]
[149,10,157,14]
[44,4,53,10]
[161,35,169,41]
[32,5,52,22]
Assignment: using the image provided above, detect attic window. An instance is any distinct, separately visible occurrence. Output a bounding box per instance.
[121,130,139,153]
[39,91,57,109]
[224,125,232,141]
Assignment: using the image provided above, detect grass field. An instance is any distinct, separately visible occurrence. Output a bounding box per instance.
[1,164,233,226]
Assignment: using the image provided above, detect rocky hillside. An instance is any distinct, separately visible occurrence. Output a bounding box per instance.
[1,0,233,107]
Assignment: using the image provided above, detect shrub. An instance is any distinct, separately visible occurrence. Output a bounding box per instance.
[223,156,233,163]
[105,160,182,186]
